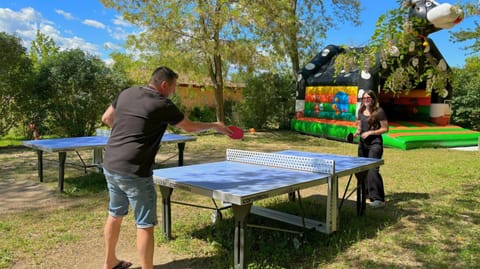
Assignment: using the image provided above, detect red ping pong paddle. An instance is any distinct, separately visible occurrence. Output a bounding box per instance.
[228,125,243,139]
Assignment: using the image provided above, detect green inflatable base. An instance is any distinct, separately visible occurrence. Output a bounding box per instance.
[290,119,356,142]
[291,119,480,150]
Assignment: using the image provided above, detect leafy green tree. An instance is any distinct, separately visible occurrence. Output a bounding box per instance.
[39,49,130,137]
[246,0,361,78]
[15,31,62,137]
[101,0,265,123]
[451,56,480,131]
[100,0,362,123]
[451,1,479,53]
[331,1,467,97]
[30,30,59,69]
[448,0,478,133]
[0,32,33,137]
[238,73,295,129]
[109,52,146,84]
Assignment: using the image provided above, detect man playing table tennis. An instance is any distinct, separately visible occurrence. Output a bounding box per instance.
[100,66,232,269]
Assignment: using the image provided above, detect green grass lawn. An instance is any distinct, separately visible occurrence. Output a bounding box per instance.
[0,134,24,147]
[0,131,479,268]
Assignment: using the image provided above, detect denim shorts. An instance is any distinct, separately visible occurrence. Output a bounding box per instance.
[103,168,158,228]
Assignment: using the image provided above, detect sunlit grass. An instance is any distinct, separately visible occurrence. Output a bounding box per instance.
[0,131,479,268]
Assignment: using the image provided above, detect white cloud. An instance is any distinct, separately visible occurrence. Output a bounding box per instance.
[111,26,131,40]
[55,9,76,20]
[0,7,45,35]
[0,6,143,64]
[61,36,98,53]
[83,19,106,29]
[112,15,132,27]
[0,7,100,57]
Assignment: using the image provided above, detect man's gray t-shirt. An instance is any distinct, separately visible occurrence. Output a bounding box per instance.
[104,86,184,177]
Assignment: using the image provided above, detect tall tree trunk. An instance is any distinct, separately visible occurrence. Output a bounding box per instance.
[210,1,225,123]
[213,53,225,122]
[289,0,300,78]
[290,42,300,79]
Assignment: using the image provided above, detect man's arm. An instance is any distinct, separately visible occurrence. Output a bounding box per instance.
[102,105,115,128]
[175,117,232,136]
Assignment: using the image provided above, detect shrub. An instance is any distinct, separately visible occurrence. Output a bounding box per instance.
[188,106,217,122]
[450,57,480,131]
[237,73,295,130]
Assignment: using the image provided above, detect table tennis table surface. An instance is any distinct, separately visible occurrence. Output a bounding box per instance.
[153,150,383,205]
[22,133,196,152]
[22,133,197,192]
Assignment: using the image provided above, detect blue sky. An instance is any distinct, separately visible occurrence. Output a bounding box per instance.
[1,0,477,67]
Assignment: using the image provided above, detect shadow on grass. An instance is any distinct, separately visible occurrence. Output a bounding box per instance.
[385,187,480,268]
[156,191,433,268]
[131,256,217,269]
[63,172,107,196]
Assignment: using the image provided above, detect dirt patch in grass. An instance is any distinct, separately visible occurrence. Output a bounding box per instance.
[0,148,84,214]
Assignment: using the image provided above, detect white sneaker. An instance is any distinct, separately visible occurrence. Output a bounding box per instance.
[369,200,386,208]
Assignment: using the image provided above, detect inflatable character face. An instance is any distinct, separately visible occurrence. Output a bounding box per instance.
[407,0,463,34]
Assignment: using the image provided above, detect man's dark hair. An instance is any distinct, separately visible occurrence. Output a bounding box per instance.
[150,66,178,86]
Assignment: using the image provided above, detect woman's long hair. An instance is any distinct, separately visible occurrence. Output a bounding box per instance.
[358,90,381,130]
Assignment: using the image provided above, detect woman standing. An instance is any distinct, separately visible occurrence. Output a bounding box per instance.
[354,90,389,208]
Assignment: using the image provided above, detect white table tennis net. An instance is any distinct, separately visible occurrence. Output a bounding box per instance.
[226,149,334,174]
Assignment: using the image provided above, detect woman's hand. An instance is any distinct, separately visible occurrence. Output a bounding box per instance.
[360,130,374,140]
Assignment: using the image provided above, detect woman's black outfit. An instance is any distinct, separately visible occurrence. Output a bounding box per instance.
[356,108,387,203]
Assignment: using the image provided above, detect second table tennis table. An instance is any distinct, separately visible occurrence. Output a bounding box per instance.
[22,133,196,192]
[153,149,384,269]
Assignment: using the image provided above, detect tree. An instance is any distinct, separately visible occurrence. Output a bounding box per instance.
[451,56,480,131]
[100,1,361,122]
[238,72,295,129]
[109,52,151,85]
[0,32,33,137]
[451,1,480,54]
[16,31,61,137]
[328,0,465,97]
[101,0,266,123]
[30,30,59,69]
[39,49,129,137]
[246,0,361,78]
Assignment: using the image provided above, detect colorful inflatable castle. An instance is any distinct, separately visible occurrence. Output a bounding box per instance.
[292,0,480,150]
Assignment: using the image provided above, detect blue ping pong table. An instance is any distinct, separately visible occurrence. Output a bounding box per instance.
[22,133,196,192]
[153,149,384,269]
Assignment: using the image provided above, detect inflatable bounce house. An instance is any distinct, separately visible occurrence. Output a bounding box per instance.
[292,0,480,150]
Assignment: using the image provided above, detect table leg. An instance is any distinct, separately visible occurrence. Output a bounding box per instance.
[326,175,338,234]
[159,186,173,240]
[232,203,252,269]
[357,177,367,216]
[92,148,104,172]
[177,143,185,166]
[37,150,43,182]
[58,152,67,192]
